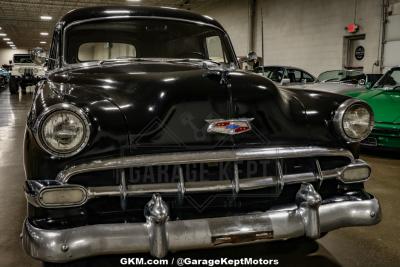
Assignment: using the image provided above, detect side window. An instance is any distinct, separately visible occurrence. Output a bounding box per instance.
[287,69,302,82]
[206,36,225,63]
[268,68,284,82]
[302,72,315,83]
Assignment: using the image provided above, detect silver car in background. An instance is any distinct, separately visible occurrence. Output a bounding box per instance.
[285,69,382,95]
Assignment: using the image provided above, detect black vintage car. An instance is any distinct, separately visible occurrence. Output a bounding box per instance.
[22,6,381,266]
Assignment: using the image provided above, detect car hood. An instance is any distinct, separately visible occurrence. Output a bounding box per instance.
[285,82,366,95]
[48,61,343,153]
[356,89,400,123]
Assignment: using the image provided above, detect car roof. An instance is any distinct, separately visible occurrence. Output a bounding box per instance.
[59,6,225,31]
[259,65,311,71]
[258,65,315,75]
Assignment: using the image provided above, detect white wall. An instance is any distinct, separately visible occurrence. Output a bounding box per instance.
[0,48,29,66]
[194,0,384,76]
[195,0,251,57]
[254,0,383,75]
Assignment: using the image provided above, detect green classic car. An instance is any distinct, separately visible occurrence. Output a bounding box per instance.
[349,67,400,149]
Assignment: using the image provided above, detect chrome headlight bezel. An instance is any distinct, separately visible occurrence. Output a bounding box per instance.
[34,104,91,158]
[333,98,374,143]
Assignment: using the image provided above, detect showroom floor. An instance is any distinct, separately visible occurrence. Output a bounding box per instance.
[0,87,398,267]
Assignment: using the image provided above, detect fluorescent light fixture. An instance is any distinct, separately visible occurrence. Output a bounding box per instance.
[3,38,10,41]
[0,33,7,37]
[0,27,2,30]
[127,0,141,2]
[40,41,47,44]
[40,15,52,20]
[40,32,49,36]
[6,41,13,44]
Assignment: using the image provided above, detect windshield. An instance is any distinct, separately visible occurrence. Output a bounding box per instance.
[374,68,400,89]
[65,19,236,65]
[318,70,364,84]
[13,55,33,64]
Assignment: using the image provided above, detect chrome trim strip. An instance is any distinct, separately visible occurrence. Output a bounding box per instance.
[56,146,354,183]
[22,189,381,263]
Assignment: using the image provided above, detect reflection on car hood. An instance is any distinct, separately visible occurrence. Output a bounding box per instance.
[284,82,366,95]
[356,89,400,123]
[48,61,344,151]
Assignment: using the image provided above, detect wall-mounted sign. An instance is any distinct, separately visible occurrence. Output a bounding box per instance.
[355,46,365,60]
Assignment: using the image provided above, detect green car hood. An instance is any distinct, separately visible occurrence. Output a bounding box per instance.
[356,89,400,123]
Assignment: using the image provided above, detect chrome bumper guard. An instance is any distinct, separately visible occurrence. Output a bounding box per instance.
[22,183,381,263]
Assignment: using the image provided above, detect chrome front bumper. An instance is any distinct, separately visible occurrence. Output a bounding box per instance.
[22,184,381,263]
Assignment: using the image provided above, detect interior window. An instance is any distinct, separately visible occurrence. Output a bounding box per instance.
[302,72,315,82]
[78,42,136,62]
[206,36,225,63]
[287,69,301,82]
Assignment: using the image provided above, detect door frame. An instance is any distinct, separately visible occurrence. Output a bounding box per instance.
[343,34,366,70]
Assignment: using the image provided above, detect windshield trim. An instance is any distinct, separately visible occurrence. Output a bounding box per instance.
[373,67,400,88]
[61,15,238,68]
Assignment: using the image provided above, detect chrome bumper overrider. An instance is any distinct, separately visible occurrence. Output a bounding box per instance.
[22,183,381,263]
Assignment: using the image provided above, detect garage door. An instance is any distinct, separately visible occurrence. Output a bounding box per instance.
[383,2,400,70]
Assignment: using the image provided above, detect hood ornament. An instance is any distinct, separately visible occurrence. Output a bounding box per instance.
[202,62,236,86]
[206,118,254,135]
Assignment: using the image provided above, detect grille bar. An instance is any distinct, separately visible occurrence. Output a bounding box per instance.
[86,164,343,199]
[57,147,354,183]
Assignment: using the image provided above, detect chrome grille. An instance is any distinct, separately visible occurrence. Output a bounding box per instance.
[59,147,354,200]
[23,68,33,76]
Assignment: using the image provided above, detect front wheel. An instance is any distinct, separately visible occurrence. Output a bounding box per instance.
[9,76,19,94]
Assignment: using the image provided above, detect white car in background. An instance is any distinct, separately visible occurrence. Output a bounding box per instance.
[9,54,45,94]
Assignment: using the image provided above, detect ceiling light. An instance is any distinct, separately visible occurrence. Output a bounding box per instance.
[0,27,2,30]
[127,0,142,2]
[11,47,16,50]
[3,38,10,41]
[40,32,49,36]
[40,15,53,20]
[0,33,7,37]
[6,41,13,44]
[40,41,47,44]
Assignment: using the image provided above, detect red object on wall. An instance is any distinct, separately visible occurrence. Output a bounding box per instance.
[346,23,359,33]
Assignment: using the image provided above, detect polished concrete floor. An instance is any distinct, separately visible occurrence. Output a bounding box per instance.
[0,87,399,267]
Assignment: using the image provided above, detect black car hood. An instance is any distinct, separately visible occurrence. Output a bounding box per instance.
[49,61,337,153]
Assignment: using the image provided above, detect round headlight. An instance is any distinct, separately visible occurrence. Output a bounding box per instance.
[36,105,90,157]
[18,68,24,74]
[334,99,374,142]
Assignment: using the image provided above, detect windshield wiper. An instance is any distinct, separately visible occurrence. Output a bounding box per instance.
[166,58,223,66]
